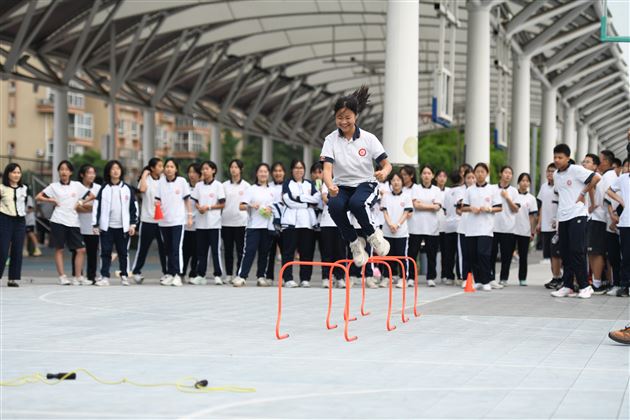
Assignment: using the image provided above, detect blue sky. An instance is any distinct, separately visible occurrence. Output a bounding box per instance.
[608,0,630,74]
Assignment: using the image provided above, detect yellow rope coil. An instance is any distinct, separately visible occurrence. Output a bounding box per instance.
[0,368,256,394]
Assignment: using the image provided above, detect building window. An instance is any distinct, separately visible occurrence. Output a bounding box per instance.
[8,81,16,94]
[175,116,209,129]
[69,113,93,139]
[174,131,204,153]
[8,111,16,127]
[67,92,85,109]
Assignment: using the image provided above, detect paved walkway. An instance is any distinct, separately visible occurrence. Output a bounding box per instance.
[1,252,629,419]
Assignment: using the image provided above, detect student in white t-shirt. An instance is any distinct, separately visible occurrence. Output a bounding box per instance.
[442,171,465,285]
[435,169,449,283]
[221,159,250,284]
[513,173,538,286]
[92,160,138,286]
[606,171,630,297]
[456,169,475,286]
[537,163,562,290]
[0,163,29,287]
[232,163,275,287]
[36,160,96,285]
[265,162,286,283]
[190,161,225,286]
[24,194,42,257]
[550,144,601,299]
[321,86,392,268]
[599,150,622,296]
[461,163,502,291]
[73,164,101,284]
[409,165,443,287]
[155,159,193,287]
[131,158,167,284]
[491,166,519,287]
[381,172,413,288]
[182,163,201,282]
[319,183,347,288]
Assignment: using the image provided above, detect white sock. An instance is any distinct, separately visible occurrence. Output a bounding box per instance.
[593,279,602,288]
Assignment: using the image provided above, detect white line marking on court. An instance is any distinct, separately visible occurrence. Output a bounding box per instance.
[179,385,625,419]
[0,409,171,419]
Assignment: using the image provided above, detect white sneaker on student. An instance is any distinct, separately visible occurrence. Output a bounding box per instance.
[71,277,81,286]
[349,238,369,267]
[480,283,492,291]
[426,279,437,287]
[58,275,70,286]
[337,279,346,289]
[257,277,270,287]
[171,275,183,287]
[133,274,144,284]
[499,280,508,287]
[407,279,415,288]
[396,278,404,288]
[489,280,504,289]
[160,275,173,286]
[94,277,110,286]
[366,276,379,289]
[577,285,593,299]
[214,276,224,285]
[78,276,92,286]
[190,276,208,285]
[367,229,390,256]
[455,279,463,287]
[284,280,298,288]
[606,286,621,296]
[232,276,246,287]
[322,279,331,288]
[380,276,393,288]
[443,279,454,286]
[300,281,311,288]
[551,287,574,297]
[225,275,233,284]
[120,276,130,286]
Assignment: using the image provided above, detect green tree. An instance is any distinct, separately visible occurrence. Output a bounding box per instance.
[70,149,107,180]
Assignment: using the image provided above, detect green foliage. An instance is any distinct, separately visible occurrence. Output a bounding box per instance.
[70,149,107,180]
[272,141,303,174]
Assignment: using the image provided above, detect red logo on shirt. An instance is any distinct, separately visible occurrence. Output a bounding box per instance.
[358,148,367,157]
[239,191,244,196]
[400,201,405,207]
[485,197,491,202]
[124,195,129,201]
[71,193,76,198]
[175,189,180,194]
[209,193,215,198]
[567,180,572,186]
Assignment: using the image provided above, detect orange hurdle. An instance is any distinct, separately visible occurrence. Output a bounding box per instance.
[362,256,409,324]
[372,256,421,318]
[276,261,351,341]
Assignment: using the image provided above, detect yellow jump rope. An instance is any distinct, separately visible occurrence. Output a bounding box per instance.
[0,368,256,394]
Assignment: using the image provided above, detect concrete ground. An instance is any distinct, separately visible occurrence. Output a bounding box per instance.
[1,249,629,419]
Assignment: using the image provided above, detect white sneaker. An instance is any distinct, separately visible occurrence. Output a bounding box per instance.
[407,279,414,288]
[160,275,173,286]
[380,276,393,288]
[349,238,369,267]
[95,277,110,286]
[58,275,71,286]
[232,276,246,287]
[214,276,224,285]
[190,276,208,285]
[71,277,81,286]
[337,279,346,289]
[283,280,297,288]
[171,275,183,287]
[367,229,390,256]
[257,277,270,287]
[443,279,454,286]
[120,276,130,286]
[455,279,463,287]
[427,279,436,287]
[606,286,621,296]
[322,279,331,288]
[480,283,492,291]
[133,274,144,284]
[489,280,504,289]
[114,270,121,278]
[366,276,379,289]
[551,287,575,297]
[498,280,508,287]
[396,278,404,288]
[78,276,92,286]
[225,275,233,284]
[299,280,310,288]
[578,285,593,299]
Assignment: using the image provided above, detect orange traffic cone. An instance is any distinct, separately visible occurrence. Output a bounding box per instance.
[464,272,475,293]
[154,201,164,221]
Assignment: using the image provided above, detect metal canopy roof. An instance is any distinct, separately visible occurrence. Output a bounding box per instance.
[0,0,628,155]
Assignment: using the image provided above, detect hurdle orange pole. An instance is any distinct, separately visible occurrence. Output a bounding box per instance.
[367,256,409,323]
[391,256,420,318]
[358,259,397,331]
[330,259,358,322]
[276,261,350,341]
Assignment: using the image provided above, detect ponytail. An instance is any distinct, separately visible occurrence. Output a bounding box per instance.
[333,84,370,116]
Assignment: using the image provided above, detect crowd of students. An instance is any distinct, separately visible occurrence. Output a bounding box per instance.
[0,87,628,300]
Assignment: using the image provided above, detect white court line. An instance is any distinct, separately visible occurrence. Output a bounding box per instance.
[1,347,621,373]
[179,385,625,419]
[0,409,171,419]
